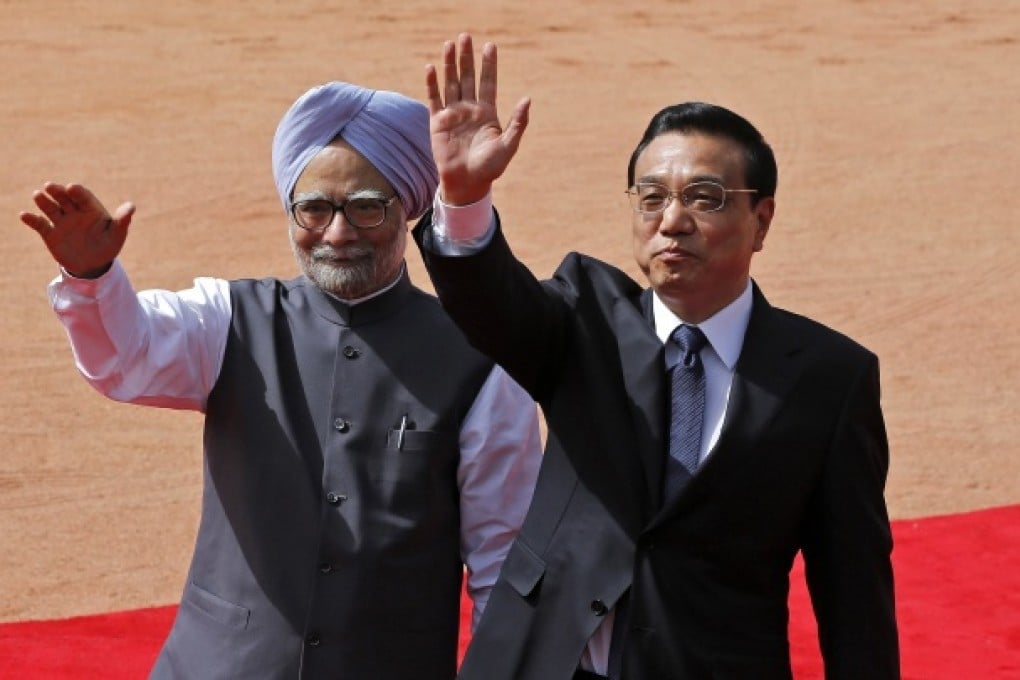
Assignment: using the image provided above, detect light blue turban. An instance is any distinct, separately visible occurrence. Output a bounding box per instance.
[271,81,438,220]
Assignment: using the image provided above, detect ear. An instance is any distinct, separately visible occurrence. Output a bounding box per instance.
[752,197,775,252]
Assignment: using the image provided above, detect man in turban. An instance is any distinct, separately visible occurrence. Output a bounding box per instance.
[21,81,542,679]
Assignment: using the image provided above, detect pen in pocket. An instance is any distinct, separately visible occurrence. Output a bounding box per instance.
[397,414,409,450]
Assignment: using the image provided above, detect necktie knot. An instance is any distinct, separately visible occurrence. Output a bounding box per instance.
[671,325,708,367]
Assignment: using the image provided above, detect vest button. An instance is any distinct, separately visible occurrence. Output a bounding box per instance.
[326,492,347,506]
[342,345,360,359]
[305,633,321,647]
[590,599,608,616]
[319,562,334,574]
[333,418,350,433]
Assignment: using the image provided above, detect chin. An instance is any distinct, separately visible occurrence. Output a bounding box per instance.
[306,261,375,298]
[653,273,697,296]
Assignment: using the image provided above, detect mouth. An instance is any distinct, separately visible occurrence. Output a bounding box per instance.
[312,246,372,263]
[655,245,696,262]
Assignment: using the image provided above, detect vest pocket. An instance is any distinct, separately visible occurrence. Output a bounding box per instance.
[182,581,251,630]
[372,429,458,484]
[384,428,457,452]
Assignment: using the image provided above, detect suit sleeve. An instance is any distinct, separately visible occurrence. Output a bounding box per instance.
[801,354,900,678]
[413,210,569,401]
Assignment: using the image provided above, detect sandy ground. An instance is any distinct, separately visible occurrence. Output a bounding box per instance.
[1,1,1017,624]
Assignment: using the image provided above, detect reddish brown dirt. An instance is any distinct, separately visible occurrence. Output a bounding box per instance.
[2,1,1017,623]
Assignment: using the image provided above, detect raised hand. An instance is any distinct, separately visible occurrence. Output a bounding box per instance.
[20,183,134,278]
[425,33,531,206]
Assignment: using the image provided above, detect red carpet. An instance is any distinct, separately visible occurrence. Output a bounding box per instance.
[2,505,1017,679]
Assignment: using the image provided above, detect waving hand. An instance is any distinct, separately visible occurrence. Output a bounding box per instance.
[425,33,531,206]
[20,183,134,278]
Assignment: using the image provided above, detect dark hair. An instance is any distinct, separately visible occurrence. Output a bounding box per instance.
[626,102,777,203]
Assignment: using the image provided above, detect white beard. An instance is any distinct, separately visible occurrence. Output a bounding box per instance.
[292,234,405,300]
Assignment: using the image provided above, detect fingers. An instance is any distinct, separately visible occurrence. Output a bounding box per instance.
[30,182,108,224]
[424,40,455,113]
[20,183,65,233]
[427,33,486,111]
[66,183,102,213]
[425,64,443,114]
[22,181,120,234]
[457,33,476,101]
[31,183,68,224]
[19,210,49,234]
[442,39,461,106]
[478,41,497,106]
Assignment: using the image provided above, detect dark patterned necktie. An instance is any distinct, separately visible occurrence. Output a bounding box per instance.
[663,324,708,502]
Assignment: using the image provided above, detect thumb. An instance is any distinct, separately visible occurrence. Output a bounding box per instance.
[112,201,136,231]
[501,96,531,157]
[106,201,136,245]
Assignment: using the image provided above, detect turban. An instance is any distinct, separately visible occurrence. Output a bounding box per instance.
[271,81,438,220]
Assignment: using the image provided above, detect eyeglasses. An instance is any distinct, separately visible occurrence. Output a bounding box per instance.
[626,181,758,215]
[290,195,397,231]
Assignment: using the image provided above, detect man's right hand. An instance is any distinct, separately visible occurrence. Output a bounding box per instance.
[20,182,134,278]
[425,33,530,207]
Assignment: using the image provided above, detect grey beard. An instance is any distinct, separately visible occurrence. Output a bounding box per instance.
[294,242,399,300]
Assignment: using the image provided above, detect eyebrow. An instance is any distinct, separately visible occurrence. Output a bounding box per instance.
[292,187,391,203]
[635,173,725,186]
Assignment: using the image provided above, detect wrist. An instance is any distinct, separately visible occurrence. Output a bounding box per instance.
[64,262,113,280]
[439,182,491,207]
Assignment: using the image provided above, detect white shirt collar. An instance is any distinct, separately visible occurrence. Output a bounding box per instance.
[652,280,754,370]
[328,262,406,305]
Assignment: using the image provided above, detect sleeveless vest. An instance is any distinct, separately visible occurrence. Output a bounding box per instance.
[151,272,492,679]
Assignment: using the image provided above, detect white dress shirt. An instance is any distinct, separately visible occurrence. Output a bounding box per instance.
[48,260,543,629]
[428,192,753,674]
[652,281,753,465]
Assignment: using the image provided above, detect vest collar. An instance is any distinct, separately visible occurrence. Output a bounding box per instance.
[304,268,413,327]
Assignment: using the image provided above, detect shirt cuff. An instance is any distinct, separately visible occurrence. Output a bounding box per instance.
[430,191,497,256]
[49,260,124,303]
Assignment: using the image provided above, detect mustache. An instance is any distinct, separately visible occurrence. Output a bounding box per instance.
[309,243,374,262]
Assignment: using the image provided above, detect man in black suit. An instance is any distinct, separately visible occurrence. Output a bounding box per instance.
[413,34,900,679]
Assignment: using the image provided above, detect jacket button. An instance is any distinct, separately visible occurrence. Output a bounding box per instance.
[342,345,360,359]
[326,492,347,506]
[319,562,333,574]
[305,633,321,647]
[333,418,350,433]
[590,600,608,616]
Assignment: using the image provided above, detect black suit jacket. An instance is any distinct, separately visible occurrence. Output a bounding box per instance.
[414,217,899,679]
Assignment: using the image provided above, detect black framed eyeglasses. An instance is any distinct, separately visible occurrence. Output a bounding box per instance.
[626,181,758,215]
[290,195,397,231]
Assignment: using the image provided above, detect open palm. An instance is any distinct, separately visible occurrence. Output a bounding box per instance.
[20,183,133,278]
[426,34,530,206]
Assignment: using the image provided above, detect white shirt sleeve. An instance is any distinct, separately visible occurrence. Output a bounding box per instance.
[427,191,498,255]
[457,364,542,630]
[47,260,232,412]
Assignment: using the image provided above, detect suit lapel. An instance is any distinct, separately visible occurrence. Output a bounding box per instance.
[613,289,668,517]
[650,284,805,523]
[714,290,803,460]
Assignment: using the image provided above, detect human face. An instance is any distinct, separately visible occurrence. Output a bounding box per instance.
[630,132,774,322]
[289,138,407,299]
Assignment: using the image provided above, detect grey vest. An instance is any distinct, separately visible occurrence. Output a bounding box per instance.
[151,272,492,679]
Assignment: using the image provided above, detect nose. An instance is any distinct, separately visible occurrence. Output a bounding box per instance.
[319,210,360,245]
[657,195,696,235]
